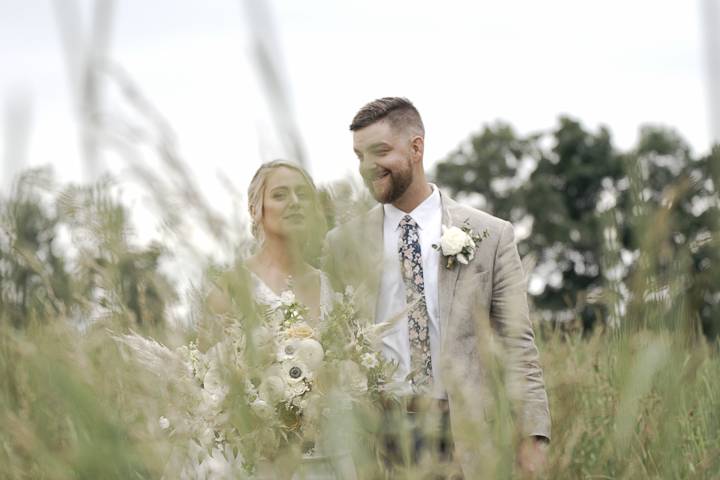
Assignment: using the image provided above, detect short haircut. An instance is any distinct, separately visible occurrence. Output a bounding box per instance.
[349,97,425,136]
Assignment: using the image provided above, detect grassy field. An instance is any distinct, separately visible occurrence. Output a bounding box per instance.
[1,306,718,479]
[1,168,719,479]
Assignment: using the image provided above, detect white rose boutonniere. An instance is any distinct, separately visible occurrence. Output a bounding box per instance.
[433,220,489,269]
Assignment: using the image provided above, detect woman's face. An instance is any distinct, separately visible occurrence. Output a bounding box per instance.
[261,167,315,240]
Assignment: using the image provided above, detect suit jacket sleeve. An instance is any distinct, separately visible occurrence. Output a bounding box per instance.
[491,221,551,440]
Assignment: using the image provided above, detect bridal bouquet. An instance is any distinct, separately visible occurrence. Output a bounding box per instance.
[317,286,397,405]
[114,285,396,478]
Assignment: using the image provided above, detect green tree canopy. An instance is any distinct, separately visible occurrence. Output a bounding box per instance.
[434,117,719,338]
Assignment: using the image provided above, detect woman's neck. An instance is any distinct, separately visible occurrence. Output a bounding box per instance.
[253,235,307,279]
[248,235,321,321]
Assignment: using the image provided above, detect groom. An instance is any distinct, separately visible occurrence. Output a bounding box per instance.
[323,97,550,476]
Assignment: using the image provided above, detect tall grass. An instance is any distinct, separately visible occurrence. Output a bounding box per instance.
[1,166,719,479]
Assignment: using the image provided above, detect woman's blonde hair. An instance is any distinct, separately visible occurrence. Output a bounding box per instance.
[247,160,325,247]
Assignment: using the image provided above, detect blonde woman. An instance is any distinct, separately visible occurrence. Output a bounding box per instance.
[244,160,331,321]
[245,160,356,480]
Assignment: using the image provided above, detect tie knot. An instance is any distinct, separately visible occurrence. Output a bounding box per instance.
[399,215,418,230]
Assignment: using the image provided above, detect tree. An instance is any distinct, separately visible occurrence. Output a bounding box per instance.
[620,128,720,339]
[435,117,623,328]
[0,169,176,330]
[434,117,719,338]
[57,180,176,329]
[0,169,74,328]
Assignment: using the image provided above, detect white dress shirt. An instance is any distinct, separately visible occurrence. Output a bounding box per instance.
[376,184,446,398]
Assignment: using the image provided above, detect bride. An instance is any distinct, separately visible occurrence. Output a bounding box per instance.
[244,160,357,480]
[116,160,360,480]
[245,160,330,323]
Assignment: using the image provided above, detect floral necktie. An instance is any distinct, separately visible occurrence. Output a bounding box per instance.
[398,215,433,391]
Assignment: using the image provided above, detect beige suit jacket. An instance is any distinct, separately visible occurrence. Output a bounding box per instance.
[323,191,551,474]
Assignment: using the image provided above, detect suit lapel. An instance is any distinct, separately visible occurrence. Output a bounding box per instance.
[437,193,462,332]
[361,204,384,315]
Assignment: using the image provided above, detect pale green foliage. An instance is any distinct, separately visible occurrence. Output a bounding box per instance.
[540,332,720,479]
[0,169,175,331]
[1,317,718,478]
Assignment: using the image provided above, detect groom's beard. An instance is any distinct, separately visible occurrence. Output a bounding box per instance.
[362,161,413,204]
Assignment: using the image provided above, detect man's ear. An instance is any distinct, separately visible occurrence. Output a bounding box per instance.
[410,135,424,163]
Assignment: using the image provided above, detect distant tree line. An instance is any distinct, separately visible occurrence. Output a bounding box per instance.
[0,169,174,330]
[434,117,720,339]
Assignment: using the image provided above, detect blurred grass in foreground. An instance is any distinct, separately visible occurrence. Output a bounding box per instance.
[1,313,718,478]
[0,167,718,479]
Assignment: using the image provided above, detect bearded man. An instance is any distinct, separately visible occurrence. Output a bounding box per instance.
[323,97,550,477]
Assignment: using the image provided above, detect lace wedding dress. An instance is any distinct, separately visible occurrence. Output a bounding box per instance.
[250,270,336,319]
[250,271,357,480]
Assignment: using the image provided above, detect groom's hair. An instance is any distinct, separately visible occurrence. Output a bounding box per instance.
[349,97,424,137]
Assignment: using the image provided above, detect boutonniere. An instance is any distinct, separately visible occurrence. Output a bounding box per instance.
[433,220,489,269]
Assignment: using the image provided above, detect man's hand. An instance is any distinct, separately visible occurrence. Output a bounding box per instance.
[517,436,549,477]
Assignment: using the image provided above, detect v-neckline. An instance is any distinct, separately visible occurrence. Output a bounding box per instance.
[249,270,290,301]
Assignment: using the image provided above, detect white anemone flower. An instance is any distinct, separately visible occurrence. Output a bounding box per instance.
[282,360,311,400]
[277,339,299,362]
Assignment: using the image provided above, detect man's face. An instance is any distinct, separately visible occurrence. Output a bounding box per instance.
[353,120,414,204]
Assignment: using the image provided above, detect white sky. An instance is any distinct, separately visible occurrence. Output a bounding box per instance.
[2,1,712,176]
[0,0,713,236]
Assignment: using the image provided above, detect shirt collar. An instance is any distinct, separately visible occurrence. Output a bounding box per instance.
[383,184,441,231]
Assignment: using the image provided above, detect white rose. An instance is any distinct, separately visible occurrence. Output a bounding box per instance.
[439,226,470,255]
[294,338,324,370]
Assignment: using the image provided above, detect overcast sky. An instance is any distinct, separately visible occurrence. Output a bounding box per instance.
[0,0,713,224]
